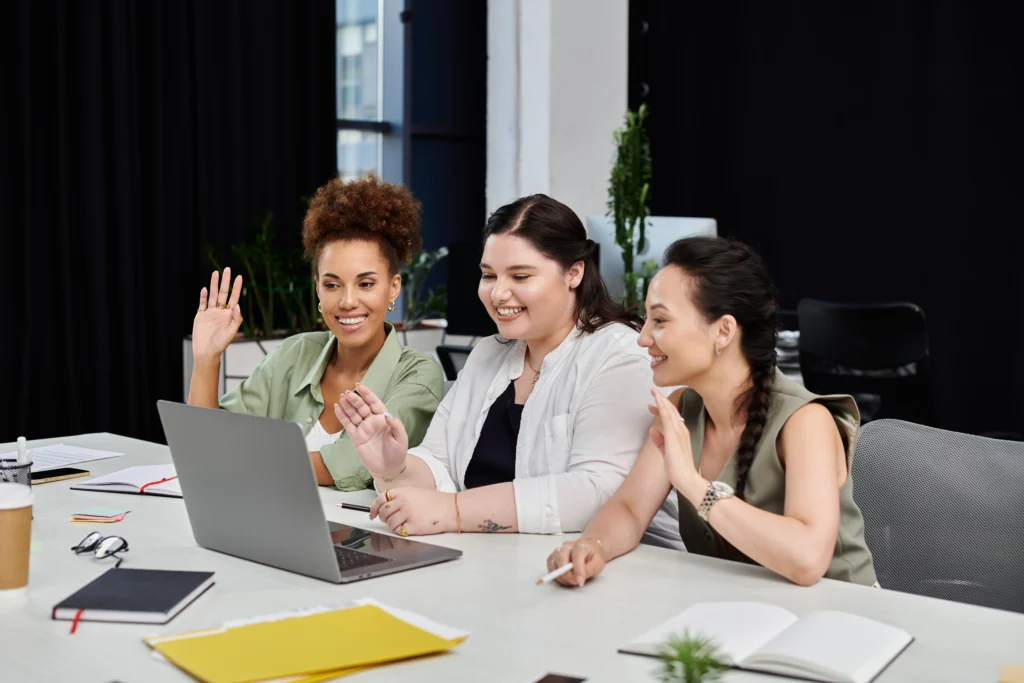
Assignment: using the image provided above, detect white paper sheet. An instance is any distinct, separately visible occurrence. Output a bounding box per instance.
[0,443,124,472]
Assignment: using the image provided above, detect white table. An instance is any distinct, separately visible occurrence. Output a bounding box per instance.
[1,433,1022,683]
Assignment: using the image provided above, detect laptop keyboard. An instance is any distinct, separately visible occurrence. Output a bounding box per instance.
[333,546,392,571]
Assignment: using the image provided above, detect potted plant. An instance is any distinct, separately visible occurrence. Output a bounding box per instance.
[609,103,656,312]
[399,246,449,329]
[655,630,730,683]
[588,104,718,312]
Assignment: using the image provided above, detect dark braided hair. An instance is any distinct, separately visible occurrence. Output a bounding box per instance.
[663,237,779,499]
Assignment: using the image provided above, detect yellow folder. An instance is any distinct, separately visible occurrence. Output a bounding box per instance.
[147,604,464,683]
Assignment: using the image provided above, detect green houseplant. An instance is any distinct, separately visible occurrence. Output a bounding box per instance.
[205,212,320,340]
[607,103,657,312]
[399,246,449,328]
[655,630,730,683]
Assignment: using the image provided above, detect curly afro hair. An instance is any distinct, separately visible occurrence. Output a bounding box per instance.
[302,175,423,275]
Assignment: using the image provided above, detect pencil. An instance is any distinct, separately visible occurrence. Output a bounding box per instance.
[536,562,574,585]
[339,503,371,513]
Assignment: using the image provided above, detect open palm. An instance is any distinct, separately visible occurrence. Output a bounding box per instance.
[334,387,409,478]
[192,268,244,360]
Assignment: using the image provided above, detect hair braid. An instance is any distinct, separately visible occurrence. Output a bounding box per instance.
[733,361,775,499]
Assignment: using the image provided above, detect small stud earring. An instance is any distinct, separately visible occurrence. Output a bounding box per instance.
[714,343,722,356]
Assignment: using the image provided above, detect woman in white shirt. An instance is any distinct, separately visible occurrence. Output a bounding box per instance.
[333,194,656,536]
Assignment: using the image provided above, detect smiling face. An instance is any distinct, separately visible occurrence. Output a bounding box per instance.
[638,265,728,387]
[316,238,401,349]
[477,233,583,342]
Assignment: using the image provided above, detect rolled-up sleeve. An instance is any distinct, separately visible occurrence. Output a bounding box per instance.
[513,351,653,534]
[218,347,280,416]
[407,379,459,493]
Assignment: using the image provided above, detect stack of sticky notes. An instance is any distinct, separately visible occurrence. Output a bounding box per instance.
[70,506,130,523]
[146,598,468,683]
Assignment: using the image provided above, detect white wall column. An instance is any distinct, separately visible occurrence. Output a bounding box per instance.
[486,0,628,221]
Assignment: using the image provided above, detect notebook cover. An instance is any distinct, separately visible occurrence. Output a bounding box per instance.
[53,569,214,615]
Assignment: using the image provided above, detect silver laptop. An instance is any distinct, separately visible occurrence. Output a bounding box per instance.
[156,401,461,583]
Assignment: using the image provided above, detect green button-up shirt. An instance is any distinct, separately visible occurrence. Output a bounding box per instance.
[219,324,443,491]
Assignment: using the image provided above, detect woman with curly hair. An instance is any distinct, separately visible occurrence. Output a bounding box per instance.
[187,176,443,491]
[544,237,878,587]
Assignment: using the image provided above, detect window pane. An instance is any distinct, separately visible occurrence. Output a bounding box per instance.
[336,0,379,120]
[337,130,380,180]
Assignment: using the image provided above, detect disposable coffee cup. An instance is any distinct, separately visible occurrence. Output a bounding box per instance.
[0,483,34,592]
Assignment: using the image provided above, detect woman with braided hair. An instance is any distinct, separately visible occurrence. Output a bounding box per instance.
[546,236,877,587]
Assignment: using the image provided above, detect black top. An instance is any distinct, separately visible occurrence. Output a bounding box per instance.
[464,381,523,489]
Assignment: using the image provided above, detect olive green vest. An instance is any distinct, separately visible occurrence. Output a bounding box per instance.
[676,371,878,586]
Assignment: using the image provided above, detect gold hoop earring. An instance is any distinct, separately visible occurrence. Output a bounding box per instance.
[387,301,396,312]
[714,343,722,356]
[318,302,322,313]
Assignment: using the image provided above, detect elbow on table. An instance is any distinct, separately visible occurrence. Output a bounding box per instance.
[787,550,831,587]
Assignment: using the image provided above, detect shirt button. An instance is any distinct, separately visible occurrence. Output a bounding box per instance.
[306,417,313,423]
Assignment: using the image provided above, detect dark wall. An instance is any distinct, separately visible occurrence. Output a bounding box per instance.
[629,1,1024,435]
[405,0,487,298]
[1,0,337,443]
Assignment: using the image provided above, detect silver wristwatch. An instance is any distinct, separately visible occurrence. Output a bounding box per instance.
[697,481,735,521]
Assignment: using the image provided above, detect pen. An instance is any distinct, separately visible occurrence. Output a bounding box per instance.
[536,562,574,585]
[339,503,371,513]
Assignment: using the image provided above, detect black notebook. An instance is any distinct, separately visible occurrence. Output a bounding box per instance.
[52,569,215,625]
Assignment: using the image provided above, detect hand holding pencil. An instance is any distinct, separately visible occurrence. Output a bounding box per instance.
[540,538,606,588]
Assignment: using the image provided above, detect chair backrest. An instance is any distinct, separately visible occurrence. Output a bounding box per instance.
[852,419,1024,613]
[443,379,455,398]
[797,298,932,424]
[436,344,473,381]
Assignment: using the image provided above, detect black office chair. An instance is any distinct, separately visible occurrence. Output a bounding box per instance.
[853,419,1024,613]
[797,299,933,425]
[436,344,473,381]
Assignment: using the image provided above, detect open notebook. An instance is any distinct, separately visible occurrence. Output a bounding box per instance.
[71,464,182,497]
[621,602,913,683]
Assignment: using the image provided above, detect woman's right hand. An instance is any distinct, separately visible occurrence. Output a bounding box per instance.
[334,384,409,479]
[192,268,244,361]
[547,538,606,588]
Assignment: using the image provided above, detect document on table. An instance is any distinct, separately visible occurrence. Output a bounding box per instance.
[0,443,125,472]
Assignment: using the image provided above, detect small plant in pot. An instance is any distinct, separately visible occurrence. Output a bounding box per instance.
[655,630,730,683]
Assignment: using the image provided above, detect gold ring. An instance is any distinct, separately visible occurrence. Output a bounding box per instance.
[398,525,408,537]
[384,489,392,502]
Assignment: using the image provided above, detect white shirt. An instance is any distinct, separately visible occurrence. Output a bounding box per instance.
[408,323,658,534]
[305,420,342,453]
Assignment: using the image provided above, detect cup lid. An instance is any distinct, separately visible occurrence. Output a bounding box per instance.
[0,483,33,510]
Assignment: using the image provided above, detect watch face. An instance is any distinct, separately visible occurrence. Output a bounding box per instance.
[710,481,735,496]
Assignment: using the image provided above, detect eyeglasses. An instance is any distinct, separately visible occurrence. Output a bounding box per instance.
[70,532,130,568]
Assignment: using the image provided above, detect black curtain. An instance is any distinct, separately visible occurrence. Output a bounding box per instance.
[1,1,336,443]
[630,1,1024,436]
